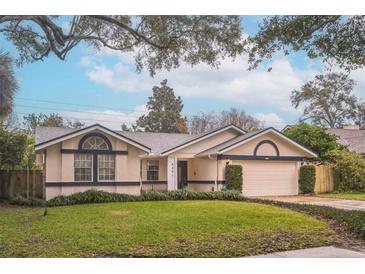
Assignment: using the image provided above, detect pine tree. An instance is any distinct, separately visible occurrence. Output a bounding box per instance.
[136,80,187,133]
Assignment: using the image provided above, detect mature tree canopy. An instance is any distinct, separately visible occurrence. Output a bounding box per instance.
[0,50,18,122]
[0,127,28,170]
[136,80,187,133]
[291,73,357,128]
[248,16,365,71]
[283,123,345,162]
[0,15,245,76]
[189,108,263,134]
[23,113,85,134]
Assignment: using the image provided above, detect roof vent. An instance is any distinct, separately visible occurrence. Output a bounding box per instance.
[343,124,360,130]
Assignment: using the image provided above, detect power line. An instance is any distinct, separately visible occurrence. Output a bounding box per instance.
[14,112,137,125]
[17,97,148,113]
[15,104,144,119]
[15,97,293,125]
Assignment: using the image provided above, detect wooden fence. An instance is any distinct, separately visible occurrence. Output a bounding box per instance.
[314,165,334,194]
[0,170,44,199]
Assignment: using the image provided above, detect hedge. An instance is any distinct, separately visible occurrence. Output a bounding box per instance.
[46,189,242,207]
[299,165,316,194]
[225,165,243,192]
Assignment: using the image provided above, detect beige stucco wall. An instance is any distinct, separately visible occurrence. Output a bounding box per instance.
[224,132,312,157]
[142,183,168,192]
[187,157,224,181]
[43,130,146,183]
[141,157,167,181]
[171,129,239,157]
[45,143,62,182]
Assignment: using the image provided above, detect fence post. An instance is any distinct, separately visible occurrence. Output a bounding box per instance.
[26,168,30,199]
[32,171,36,198]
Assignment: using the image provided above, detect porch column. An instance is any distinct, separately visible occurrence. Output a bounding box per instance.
[167,156,178,190]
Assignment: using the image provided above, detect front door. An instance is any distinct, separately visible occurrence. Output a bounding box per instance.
[177,161,188,189]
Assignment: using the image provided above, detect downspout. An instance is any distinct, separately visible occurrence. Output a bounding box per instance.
[216,155,219,191]
[208,154,218,191]
[139,159,142,194]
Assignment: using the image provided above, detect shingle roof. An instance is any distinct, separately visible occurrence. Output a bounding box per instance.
[327,128,365,154]
[115,131,198,154]
[35,124,248,155]
[197,129,265,156]
[35,126,76,145]
[35,126,200,154]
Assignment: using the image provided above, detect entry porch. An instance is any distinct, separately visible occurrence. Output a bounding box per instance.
[140,155,226,192]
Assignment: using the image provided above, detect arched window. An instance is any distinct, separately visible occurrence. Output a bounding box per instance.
[75,133,115,182]
[253,140,280,156]
[81,135,110,150]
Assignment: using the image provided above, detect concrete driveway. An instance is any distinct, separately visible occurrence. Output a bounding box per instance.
[257,195,365,211]
[249,246,365,258]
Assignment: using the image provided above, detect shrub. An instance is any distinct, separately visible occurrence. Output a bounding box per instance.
[283,123,345,162]
[9,195,46,207]
[47,190,139,206]
[225,165,243,192]
[299,165,316,194]
[329,149,365,191]
[47,189,242,207]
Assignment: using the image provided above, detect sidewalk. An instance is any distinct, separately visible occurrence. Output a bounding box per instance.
[249,246,365,258]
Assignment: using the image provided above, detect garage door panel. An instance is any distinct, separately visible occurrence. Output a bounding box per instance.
[239,161,298,197]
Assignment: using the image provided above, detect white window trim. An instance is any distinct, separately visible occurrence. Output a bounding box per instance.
[97,154,116,182]
[146,159,159,181]
[74,153,93,182]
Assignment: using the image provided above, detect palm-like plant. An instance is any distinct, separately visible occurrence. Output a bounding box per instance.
[0,50,18,123]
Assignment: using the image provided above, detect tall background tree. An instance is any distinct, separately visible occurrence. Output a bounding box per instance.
[248,16,365,71]
[0,16,245,76]
[189,108,263,134]
[0,50,18,125]
[136,80,187,133]
[291,73,358,128]
[23,113,85,134]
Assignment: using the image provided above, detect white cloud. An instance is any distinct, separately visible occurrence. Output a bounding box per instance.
[81,52,320,117]
[62,105,148,130]
[254,112,286,129]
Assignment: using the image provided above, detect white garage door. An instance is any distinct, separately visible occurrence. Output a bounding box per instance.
[240,161,298,197]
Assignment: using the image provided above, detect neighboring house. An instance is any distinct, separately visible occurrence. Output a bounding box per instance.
[327,125,365,155]
[35,124,317,200]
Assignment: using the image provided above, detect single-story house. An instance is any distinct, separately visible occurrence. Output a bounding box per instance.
[35,124,317,200]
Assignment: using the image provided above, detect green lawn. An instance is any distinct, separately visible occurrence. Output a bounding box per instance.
[0,200,338,257]
[317,192,365,201]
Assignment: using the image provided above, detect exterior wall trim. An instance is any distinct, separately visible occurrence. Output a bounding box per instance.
[160,124,246,156]
[253,139,280,156]
[45,181,168,187]
[187,180,226,184]
[78,132,113,150]
[218,155,306,161]
[35,124,151,152]
[61,149,128,155]
[218,127,318,157]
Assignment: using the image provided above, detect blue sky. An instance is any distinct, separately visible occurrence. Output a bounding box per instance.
[2,16,364,129]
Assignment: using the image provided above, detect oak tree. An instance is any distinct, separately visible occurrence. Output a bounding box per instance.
[189,108,263,134]
[0,50,18,123]
[23,113,85,134]
[291,73,357,128]
[0,15,245,76]
[248,16,365,71]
